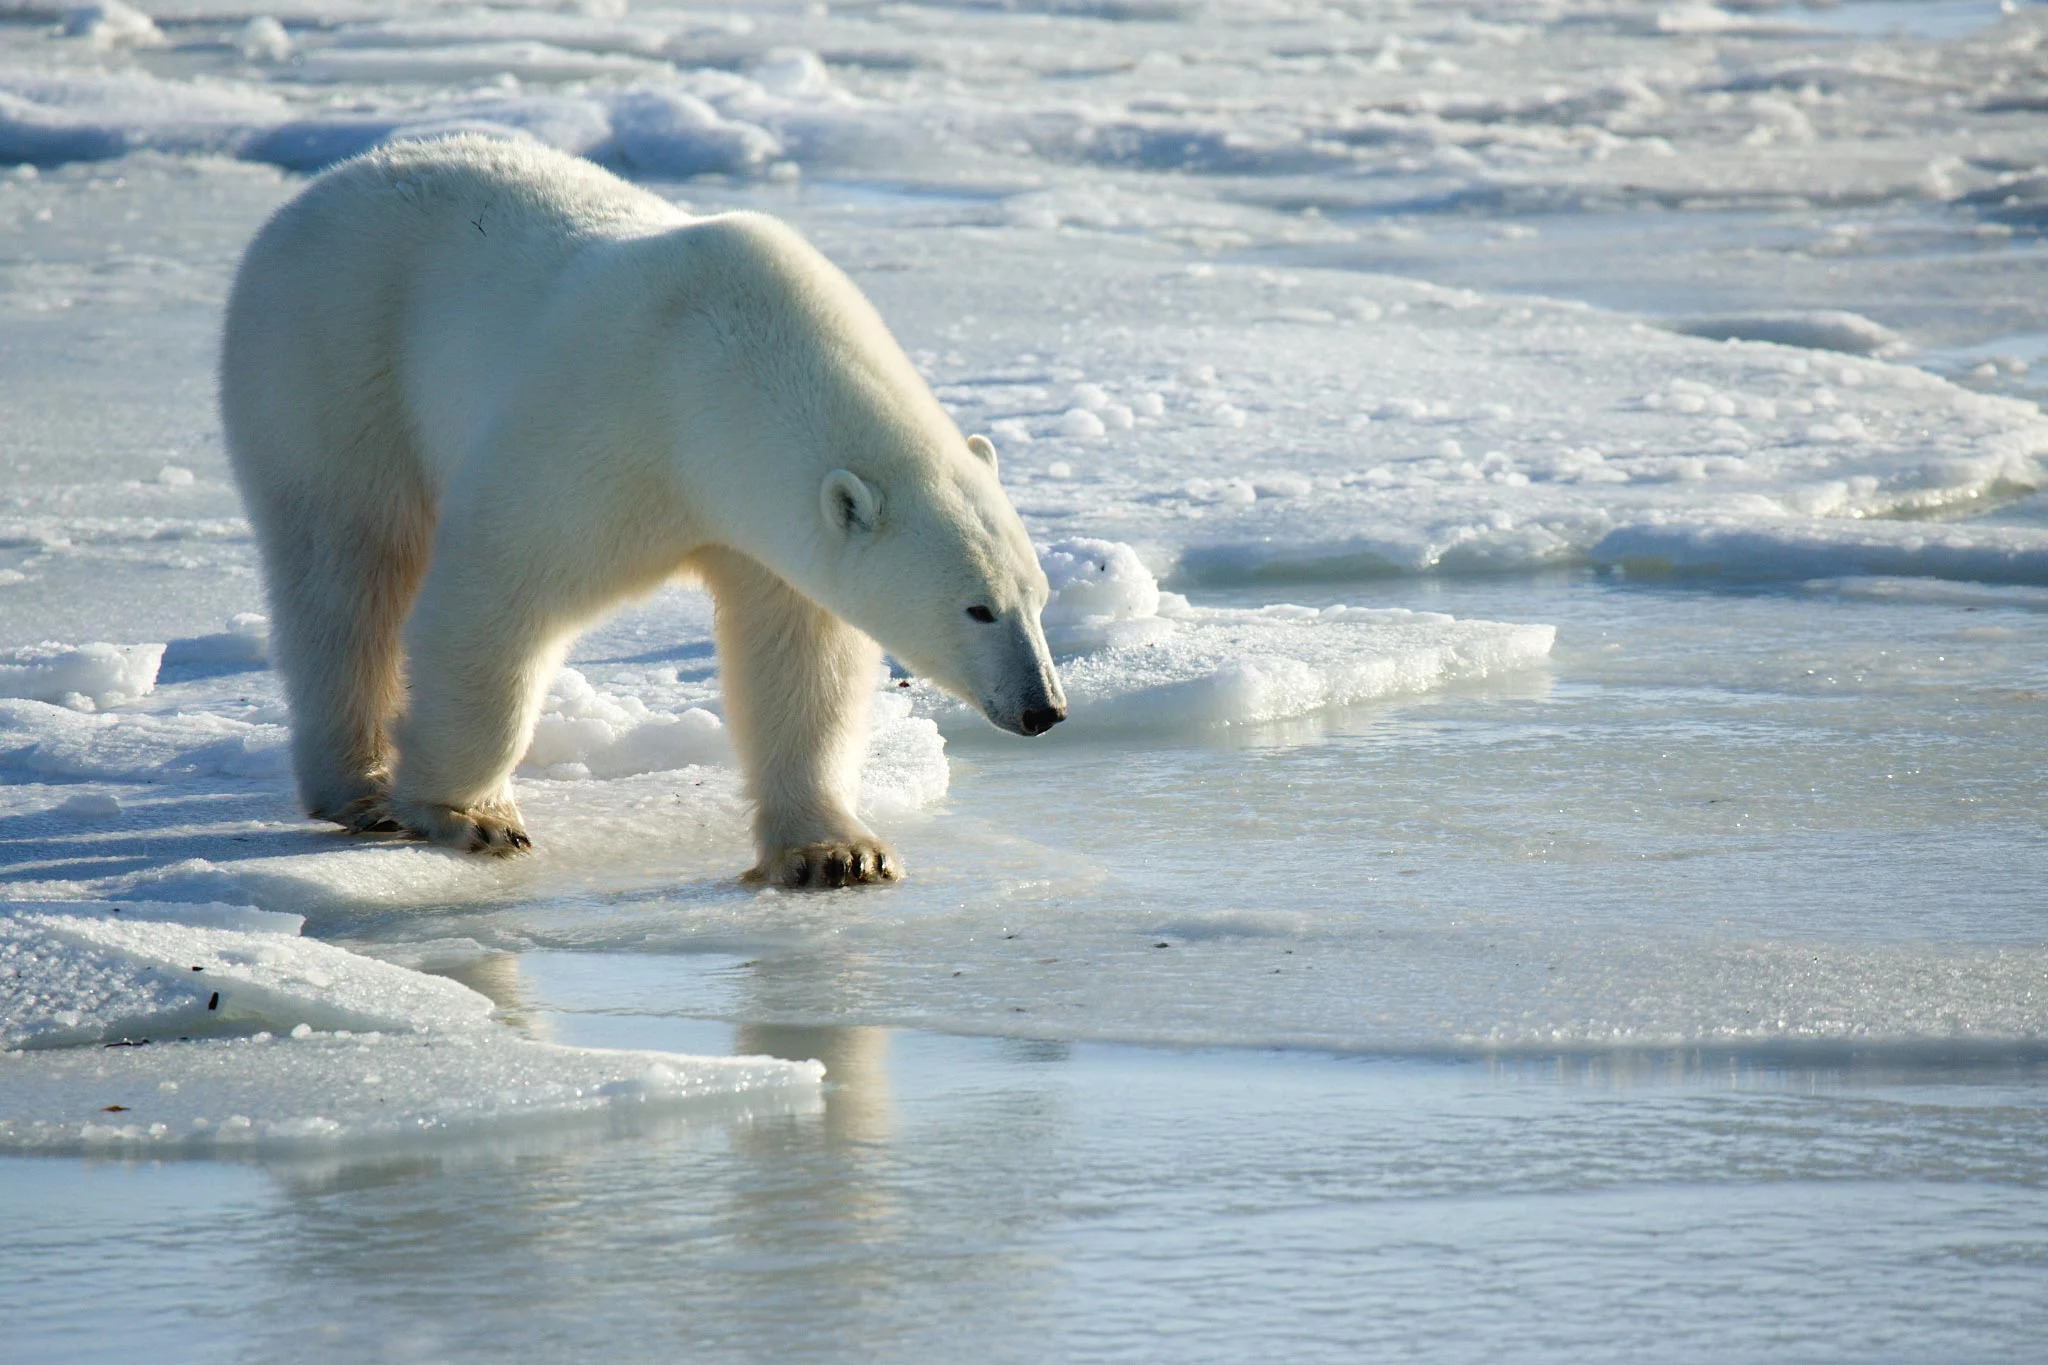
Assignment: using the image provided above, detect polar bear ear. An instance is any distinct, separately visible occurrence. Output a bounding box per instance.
[822,469,881,537]
[966,433,999,477]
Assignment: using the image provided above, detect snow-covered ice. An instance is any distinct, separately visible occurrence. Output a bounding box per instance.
[4,1,2048,1360]
[0,899,820,1152]
[0,639,162,709]
[981,537,1555,729]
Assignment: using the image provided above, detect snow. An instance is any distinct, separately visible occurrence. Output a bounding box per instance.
[2,0,2047,1353]
[1594,516,2048,583]
[0,640,162,710]
[0,900,821,1151]
[1664,309,1907,358]
[1005,537,1553,730]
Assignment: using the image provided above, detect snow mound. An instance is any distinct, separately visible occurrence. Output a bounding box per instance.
[0,641,163,711]
[1052,601,1555,730]
[611,85,785,179]
[861,689,949,813]
[0,55,823,178]
[0,1030,821,1154]
[60,2,162,51]
[0,901,483,1050]
[161,614,269,676]
[1594,518,2048,584]
[0,700,287,782]
[1041,537,1162,627]
[932,541,1552,732]
[522,667,730,779]
[1664,310,1906,357]
[0,900,822,1153]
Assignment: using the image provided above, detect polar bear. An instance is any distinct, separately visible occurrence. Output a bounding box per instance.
[220,135,1065,887]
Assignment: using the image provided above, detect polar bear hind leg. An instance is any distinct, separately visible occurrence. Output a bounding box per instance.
[696,547,899,888]
[240,440,433,834]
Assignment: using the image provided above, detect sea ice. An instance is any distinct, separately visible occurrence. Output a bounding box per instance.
[0,641,163,710]
[1594,517,2048,584]
[1665,310,1907,358]
[0,900,821,1152]
[1002,538,1554,730]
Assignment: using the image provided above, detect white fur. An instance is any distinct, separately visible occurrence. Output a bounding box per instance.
[220,134,1063,885]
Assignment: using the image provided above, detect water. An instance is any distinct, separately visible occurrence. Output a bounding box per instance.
[1803,0,2015,39]
[7,1030,2046,1365]
[8,572,2046,1362]
[7,1,2048,1354]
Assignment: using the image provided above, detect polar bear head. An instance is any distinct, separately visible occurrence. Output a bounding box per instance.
[666,212,1065,735]
[814,435,1067,737]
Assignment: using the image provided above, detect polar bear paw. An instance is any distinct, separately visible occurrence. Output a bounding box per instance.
[331,790,404,835]
[747,840,899,889]
[381,796,532,856]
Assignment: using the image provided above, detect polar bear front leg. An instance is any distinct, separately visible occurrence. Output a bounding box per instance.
[696,547,898,888]
[382,550,554,857]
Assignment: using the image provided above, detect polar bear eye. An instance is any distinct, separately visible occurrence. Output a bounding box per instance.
[965,605,997,624]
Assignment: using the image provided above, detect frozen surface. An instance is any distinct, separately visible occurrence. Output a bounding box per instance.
[0,1031,820,1154]
[0,640,162,709]
[5,1030,2046,1365]
[3,0,2048,1360]
[0,899,821,1152]
[935,536,1555,730]
[1594,514,2048,582]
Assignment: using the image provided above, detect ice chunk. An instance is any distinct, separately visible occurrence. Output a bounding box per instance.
[1059,408,1107,439]
[0,901,822,1152]
[160,615,269,676]
[520,667,730,779]
[611,87,783,178]
[61,2,162,50]
[0,900,483,1050]
[862,691,949,814]
[1040,537,1162,628]
[1665,311,1906,358]
[236,17,294,64]
[0,1031,821,1154]
[936,540,1551,731]
[0,702,287,782]
[0,642,163,711]
[50,792,120,819]
[748,48,835,101]
[1594,519,2048,584]
[1046,603,1555,730]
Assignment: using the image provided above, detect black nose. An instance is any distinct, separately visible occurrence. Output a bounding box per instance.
[1019,704,1066,736]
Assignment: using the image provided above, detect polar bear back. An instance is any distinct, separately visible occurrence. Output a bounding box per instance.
[225,135,696,492]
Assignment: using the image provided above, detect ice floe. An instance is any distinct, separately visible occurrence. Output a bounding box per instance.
[0,640,163,710]
[0,900,821,1152]
[1664,310,1907,358]
[1594,517,2048,584]
[986,538,1554,731]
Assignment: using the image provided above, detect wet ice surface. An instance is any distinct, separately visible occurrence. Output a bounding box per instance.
[5,0,2048,1359]
[8,1035,2048,1365]
[10,574,2047,1362]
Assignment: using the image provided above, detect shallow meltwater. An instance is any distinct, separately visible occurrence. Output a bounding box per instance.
[349,570,2048,1053]
[8,572,2044,1363]
[7,1029,2046,1365]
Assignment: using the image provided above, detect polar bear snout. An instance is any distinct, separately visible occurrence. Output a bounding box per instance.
[1019,702,1066,736]
[988,686,1065,737]
[982,640,1067,737]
